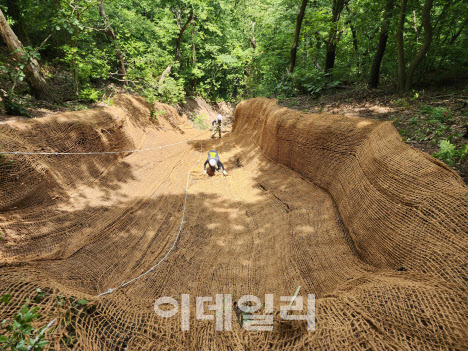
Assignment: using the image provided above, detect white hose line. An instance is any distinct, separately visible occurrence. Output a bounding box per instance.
[25,138,204,345]
[22,134,207,344]
[0,131,207,155]
[26,318,57,351]
[97,141,205,297]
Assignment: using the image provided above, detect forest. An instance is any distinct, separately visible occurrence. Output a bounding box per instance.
[0,0,466,101]
[0,0,467,172]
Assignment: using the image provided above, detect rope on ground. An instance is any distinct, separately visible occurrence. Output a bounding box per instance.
[26,318,57,351]
[97,140,205,297]
[23,134,208,343]
[0,131,208,155]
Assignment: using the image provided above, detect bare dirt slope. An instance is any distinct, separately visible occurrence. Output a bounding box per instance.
[0,95,466,350]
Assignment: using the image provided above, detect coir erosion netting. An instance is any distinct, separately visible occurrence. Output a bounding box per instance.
[0,96,467,350]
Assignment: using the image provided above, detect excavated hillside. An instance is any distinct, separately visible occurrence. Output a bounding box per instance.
[0,95,466,350]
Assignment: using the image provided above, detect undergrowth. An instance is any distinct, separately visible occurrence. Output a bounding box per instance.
[0,296,49,350]
[1,290,95,350]
[193,113,208,129]
[78,87,103,103]
[398,104,463,144]
[0,93,31,117]
[150,108,166,122]
[433,140,468,167]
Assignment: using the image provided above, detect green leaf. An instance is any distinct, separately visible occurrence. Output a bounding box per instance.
[36,339,49,347]
[1,294,12,304]
[76,299,89,305]
[12,319,22,330]
[16,339,28,350]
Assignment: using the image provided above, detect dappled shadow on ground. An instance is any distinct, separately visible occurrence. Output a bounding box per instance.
[1,149,465,349]
[1,165,369,299]
[0,111,466,349]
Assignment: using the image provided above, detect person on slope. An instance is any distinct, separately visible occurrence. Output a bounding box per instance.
[203,150,227,176]
[211,114,223,139]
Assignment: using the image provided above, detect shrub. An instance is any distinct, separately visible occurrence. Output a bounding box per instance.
[0,299,49,350]
[193,113,208,129]
[0,91,30,116]
[78,87,103,103]
[158,77,186,105]
[419,105,453,123]
[150,108,166,122]
[433,140,468,166]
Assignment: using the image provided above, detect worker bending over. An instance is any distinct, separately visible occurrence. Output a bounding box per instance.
[211,114,223,139]
[203,150,227,176]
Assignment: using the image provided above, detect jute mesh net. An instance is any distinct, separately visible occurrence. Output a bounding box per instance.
[0,96,466,350]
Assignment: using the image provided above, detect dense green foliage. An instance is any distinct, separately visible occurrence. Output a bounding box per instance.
[0,296,49,350]
[433,140,468,166]
[0,0,466,103]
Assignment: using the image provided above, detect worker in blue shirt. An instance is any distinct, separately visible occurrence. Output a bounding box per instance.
[203,150,227,176]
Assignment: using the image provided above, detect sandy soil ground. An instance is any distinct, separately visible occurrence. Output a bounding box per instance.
[0,95,466,350]
[1,108,366,299]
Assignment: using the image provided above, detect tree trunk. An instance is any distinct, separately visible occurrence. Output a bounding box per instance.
[158,64,172,88]
[404,0,433,91]
[368,0,395,89]
[344,4,359,72]
[191,23,197,92]
[313,31,323,71]
[249,21,257,79]
[288,0,308,74]
[412,10,419,44]
[174,7,195,62]
[396,0,408,91]
[325,0,345,72]
[5,0,31,46]
[0,8,57,103]
[396,0,434,91]
[192,23,196,65]
[350,24,358,53]
[448,19,466,44]
[433,0,452,34]
[72,20,79,95]
[98,0,126,79]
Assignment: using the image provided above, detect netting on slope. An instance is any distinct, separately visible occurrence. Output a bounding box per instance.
[233,98,467,287]
[0,96,466,350]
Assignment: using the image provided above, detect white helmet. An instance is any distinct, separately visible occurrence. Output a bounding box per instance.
[209,159,217,167]
[217,114,222,121]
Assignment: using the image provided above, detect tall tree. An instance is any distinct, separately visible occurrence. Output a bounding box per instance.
[396,0,435,91]
[396,0,408,91]
[0,8,57,103]
[249,21,257,79]
[313,31,324,71]
[404,0,434,90]
[67,0,100,95]
[98,0,126,79]
[172,5,195,62]
[348,20,359,68]
[4,0,31,46]
[288,0,308,74]
[325,0,346,72]
[368,0,395,89]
